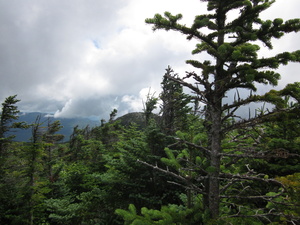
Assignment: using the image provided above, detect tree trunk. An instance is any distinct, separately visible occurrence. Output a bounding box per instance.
[206,4,225,218]
[205,96,222,219]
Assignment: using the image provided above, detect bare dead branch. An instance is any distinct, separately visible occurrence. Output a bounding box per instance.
[220,211,300,224]
[219,172,283,186]
[221,108,289,133]
[220,150,300,159]
[165,72,208,104]
[220,178,240,194]
[137,159,205,194]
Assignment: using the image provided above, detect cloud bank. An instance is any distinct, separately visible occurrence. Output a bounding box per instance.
[0,0,299,120]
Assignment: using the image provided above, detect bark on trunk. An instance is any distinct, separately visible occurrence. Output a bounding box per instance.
[208,104,222,218]
[206,3,225,218]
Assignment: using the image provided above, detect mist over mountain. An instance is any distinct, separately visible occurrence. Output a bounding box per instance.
[12,112,100,142]
[11,111,154,142]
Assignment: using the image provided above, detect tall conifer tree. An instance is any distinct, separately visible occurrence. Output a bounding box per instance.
[160,66,192,135]
[0,95,21,155]
[146,0,300,221]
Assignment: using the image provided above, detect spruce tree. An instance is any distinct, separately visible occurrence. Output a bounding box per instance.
[146,0,300,221]
[0,95,23,155]
[159,66,192,135]
[143,90,158,126]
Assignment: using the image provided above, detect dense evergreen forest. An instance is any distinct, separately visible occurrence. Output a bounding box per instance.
[1,0,300,224]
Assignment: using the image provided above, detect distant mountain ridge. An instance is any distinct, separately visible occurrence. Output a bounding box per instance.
[115,112,160,129]
[115,112,147,128]
[11,111,158,142]
[12,112,100,142]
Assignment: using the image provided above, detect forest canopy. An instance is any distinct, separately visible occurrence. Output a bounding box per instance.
[1,0,300,224]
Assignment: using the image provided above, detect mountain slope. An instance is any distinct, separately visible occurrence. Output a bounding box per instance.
[11,112,100,142]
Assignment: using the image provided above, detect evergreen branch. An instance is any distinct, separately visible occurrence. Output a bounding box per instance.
[226,1,275,47]
[220,211,300,225]
[169,138,210,155]
[228,0,274,28]
[177,158,208,177]
[178,139,210,156]
[255,50,300,69]
[145,12,217,48]
[256,18,300,48]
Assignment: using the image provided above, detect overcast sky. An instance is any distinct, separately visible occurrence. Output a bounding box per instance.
[0,0,299,120]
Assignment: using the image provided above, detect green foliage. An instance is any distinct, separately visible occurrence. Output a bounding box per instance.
[159,66,192,135]
[0,95,28,156]
[161,148,181,170]
[46,198,82,224]
[143,90,159,126]
[276,173,300,217]
[116,198,203,225]
[0,95,20,134]
[146,0,300,221]
[109,108,118,122]
[1,95,300,224]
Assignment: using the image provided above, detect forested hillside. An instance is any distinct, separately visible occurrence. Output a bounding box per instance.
[1,0,300,224]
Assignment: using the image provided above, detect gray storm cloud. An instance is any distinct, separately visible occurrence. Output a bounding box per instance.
[0,0,299,119]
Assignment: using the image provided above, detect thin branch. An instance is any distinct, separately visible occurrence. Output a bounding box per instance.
[220,202,300,223]
[222,105,240,123]
[222,108,288,133]
[182,140,211,156]
[220,190,284,200]
[137,159,205,194]
[219,172,283,186]
[165,73,208,104]
[220,178,240,194]
[168,138,210,156]
[220,212,300,224]
[220,150,300,159]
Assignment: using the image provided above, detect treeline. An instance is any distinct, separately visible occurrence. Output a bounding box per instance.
[0,68,299,224]
[0,73,199,224]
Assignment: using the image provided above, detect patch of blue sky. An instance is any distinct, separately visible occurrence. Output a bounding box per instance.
[92,39,101,49]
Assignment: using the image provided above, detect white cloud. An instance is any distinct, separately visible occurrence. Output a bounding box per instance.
[121,87,160,114]
[0,0,299,118]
